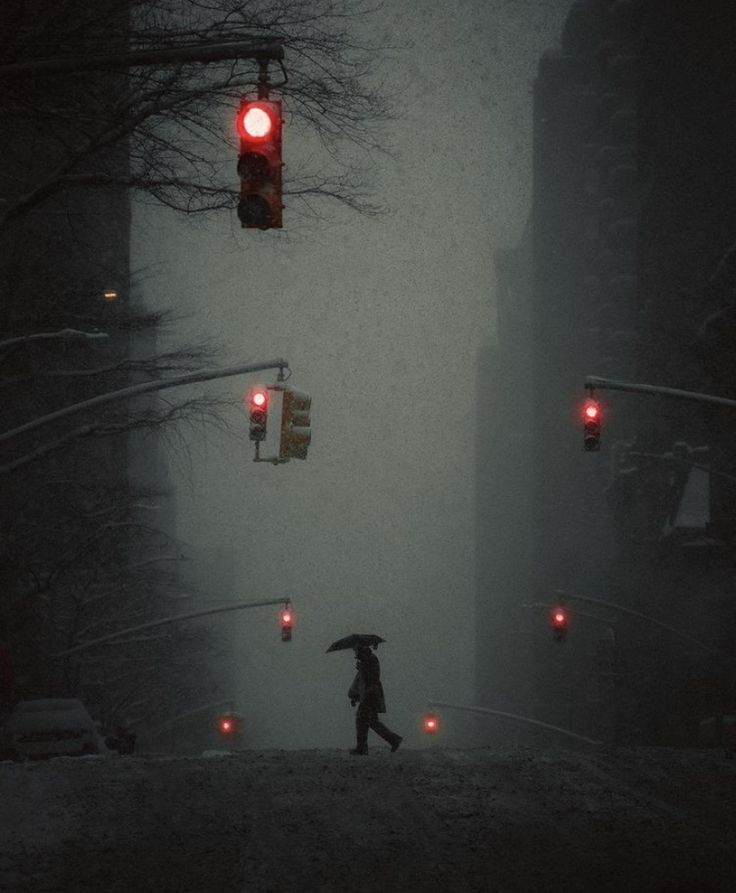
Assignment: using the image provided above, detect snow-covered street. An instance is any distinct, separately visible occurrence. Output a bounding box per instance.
[2,745,736,892]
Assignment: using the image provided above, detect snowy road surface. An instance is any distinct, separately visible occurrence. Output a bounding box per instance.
[2,745,736,892]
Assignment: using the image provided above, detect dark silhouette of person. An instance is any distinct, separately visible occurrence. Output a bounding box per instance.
[348,643,402,755]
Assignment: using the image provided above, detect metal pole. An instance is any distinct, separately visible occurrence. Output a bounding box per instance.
[552,589,725,659]
[585,376,736,410]
[426,701,602,746]
[0,358,289,446]
[51,597,290,658]
[0,39,284,78]
[142,700,234,739]
[626,450,736,485]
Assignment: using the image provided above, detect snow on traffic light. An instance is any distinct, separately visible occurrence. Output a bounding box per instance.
[583,398,601,451]
[236,99,283,230]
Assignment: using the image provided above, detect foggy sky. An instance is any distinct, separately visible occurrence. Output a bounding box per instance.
[131,0,571,749]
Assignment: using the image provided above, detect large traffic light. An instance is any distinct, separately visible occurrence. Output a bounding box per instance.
[550,605,569,642]
[236,99,283,229]
[279,387,311,460]
[247,386,270,441]
[583,398,601,451]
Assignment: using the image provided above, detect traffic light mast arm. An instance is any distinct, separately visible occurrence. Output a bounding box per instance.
[0,39,284,78]
[50,597,291,658]
[0,358,290,450]
[552,590,725,659]
[426,701,602,746]
[585,376,736,410]
[625,450,736,485]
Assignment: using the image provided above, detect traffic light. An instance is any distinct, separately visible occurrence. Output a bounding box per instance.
[247,386,269,441]
[218,712,243,737]
[279,387,311,460]
[280,605,293,642]
[423,712,439,734]
[236,99,283,229]
[550,605,569,642]
[583,398,601,451]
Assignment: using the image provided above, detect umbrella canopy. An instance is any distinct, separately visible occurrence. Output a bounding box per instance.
[325,634,385,653]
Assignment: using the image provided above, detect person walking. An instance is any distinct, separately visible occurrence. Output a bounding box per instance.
[348,643,402,755]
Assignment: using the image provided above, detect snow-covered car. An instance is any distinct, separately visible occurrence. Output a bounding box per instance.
[0,698,109,761]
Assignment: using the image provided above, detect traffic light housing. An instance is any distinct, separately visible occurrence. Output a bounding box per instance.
[280,605,293,642]
[423,712,439,734]
[583,398,601,451]
[550,605,569,642]
[236,99,283,229]
[279,387,311,460]
[247,386,269,441]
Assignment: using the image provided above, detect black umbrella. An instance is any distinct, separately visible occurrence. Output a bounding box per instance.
[325,634,385,653]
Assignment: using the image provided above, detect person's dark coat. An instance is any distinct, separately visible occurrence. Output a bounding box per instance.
[348,648,386,713]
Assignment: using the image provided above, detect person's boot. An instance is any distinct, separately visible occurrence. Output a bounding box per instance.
[349,745,368,755]
[390,735,402,753]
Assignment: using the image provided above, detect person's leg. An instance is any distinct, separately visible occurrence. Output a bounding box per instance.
[351,702,370,753]
[368,714,402,751]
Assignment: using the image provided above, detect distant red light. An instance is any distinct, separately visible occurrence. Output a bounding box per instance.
[253,391,266,407]
[281,611,292,625]
[553,611,565,624]
[423,713,439,734]
[584,402,599,419]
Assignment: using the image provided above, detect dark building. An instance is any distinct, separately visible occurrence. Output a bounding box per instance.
[0,3,212,741]
[478,0,736,746]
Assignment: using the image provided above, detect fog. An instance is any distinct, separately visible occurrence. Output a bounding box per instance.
[131,0,571,750]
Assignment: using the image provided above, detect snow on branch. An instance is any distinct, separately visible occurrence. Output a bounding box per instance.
[0,328,110,353]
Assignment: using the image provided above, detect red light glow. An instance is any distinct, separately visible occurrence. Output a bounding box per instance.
[221,719,231,732]
[253,391,266,407]
[553,611,566,624]
[281,611,292,625]
[423,714,439,733]
[241,106,272,138]
[584,402,599,419]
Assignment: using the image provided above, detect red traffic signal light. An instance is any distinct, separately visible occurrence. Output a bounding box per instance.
[583,398,601,451]
[238,105,274,139]
[247,386,269,442]
[218,712,243,737]
[423,712,439,734]
[236,99,283,230]
[280,605,293,642]
[550,605,569,642]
